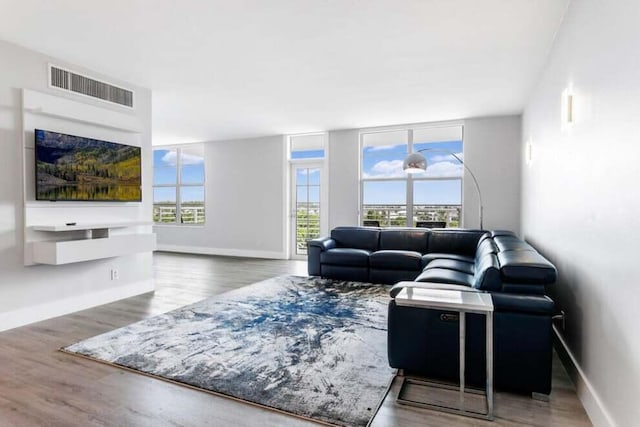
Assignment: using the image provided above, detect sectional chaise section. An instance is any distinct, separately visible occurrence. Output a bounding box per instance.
[307,226,558,395]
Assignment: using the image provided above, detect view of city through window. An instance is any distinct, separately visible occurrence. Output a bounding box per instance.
[153,146,205,224]
[295,166,320,254]
[290,134,325,255]
[361,127,463,227]
[292,128,463,254]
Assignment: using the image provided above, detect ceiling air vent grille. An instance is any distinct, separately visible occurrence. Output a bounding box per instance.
[49,65,134,108]
[50,66,70,90]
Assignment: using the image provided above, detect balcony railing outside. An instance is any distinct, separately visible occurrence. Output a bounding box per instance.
[153,203,205,224]
[296,202,320,255]
[362,204,461,227]
[295,203,461,256]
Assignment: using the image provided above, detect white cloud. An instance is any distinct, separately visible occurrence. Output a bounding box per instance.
[364,156,463,179]
[430,152,463,163]
[366,144,402,152]
[424,161,463,177]
[161,151,204,167]
[298,169,320,176]
[363,159,406,178]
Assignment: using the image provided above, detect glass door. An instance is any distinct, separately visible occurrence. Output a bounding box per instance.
[291,162,322,258]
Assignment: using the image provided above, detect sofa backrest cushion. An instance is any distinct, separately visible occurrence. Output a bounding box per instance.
[331,227,380,252]
[379,229,430,253]
[477,232,492,246]
[491,230,516,238]
[497,250,557,284]
[473,253,501,291]
[475,238,498,263]
[428,230,485,256]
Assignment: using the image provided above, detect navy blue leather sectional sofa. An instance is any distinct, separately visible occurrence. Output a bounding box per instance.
[308,226,557,395]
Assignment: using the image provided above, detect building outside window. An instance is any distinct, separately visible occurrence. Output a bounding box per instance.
[153,145,205,225]
[360,125,463,227]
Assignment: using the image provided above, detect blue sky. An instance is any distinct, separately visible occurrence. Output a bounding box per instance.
[154,141,463,205]
[362,140,463,205]
[291,149,325,160]
[296,167,320,203]
[153,149,205,203]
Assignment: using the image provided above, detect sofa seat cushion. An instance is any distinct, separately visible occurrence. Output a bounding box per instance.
[415,268,474,287]
[424,259,474,275]
[370,250,422,271]
[421,253,474,267]
[320,248,370,267]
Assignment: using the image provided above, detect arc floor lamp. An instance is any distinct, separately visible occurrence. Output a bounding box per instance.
[403,149,484,230]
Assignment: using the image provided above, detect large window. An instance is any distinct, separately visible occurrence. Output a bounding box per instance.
[360,126,463,227]
[153,145,205,224]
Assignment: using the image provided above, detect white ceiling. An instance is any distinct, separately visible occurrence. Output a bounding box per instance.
[0,0,568,145]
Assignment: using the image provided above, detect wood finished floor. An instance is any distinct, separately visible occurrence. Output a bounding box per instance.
[0,252,592,426]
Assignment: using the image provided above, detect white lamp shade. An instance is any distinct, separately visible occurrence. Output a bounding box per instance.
[403,152,427,174]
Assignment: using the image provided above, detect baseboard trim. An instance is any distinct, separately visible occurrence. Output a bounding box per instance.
[0,279,154,332]
[156,244,287,260]
[553,325,617,427]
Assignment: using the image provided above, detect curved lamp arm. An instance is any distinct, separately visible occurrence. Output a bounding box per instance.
[403,148,484,230]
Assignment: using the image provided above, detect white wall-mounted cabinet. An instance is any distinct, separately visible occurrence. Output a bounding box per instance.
[33,233,156,265]
[21,90,155,266]
[30,221,155,265]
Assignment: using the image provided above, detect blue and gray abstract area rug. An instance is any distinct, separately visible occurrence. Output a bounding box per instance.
[62,276,394,427]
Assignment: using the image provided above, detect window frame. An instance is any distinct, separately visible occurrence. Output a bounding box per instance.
[152,144,206,226]
[359,125,464,228]
[287,132,329,259]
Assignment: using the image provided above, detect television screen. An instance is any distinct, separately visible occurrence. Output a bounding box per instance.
[35,129,142,201]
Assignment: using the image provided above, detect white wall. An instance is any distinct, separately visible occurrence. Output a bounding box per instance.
[521,1,639,425]
[0,40,153,331]
[327,129,360,229]
[155,135,286,258]
[328,116,522,231]
[158,117,522,258]
[464,116,521,233]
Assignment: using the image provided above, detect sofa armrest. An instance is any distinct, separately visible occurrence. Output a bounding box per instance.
[491,293,555,315]
[307,237,336,276]
[497,250,557,284]
[308,236,336,251]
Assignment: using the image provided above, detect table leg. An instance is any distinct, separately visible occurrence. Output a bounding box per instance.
[459,311,465,411]
[486,311,494,420]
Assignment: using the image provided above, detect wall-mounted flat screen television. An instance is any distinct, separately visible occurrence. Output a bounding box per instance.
[35,129,142,202]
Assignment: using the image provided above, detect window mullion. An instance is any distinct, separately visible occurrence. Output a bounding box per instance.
[176,147,182,224]
[406,129,414,226]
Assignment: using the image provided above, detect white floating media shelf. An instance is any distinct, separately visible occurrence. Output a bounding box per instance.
[30,221,155,265]
[32,220,152,232]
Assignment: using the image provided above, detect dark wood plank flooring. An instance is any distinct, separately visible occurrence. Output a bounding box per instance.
[0,252,592,426]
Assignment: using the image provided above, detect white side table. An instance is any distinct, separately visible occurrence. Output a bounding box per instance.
[394,286,494,420]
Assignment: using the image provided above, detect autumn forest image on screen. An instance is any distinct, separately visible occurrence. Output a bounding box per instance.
[35,129,141,201]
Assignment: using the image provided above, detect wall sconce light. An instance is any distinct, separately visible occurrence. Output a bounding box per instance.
[525,140,533,165]
[561,88,574,126]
